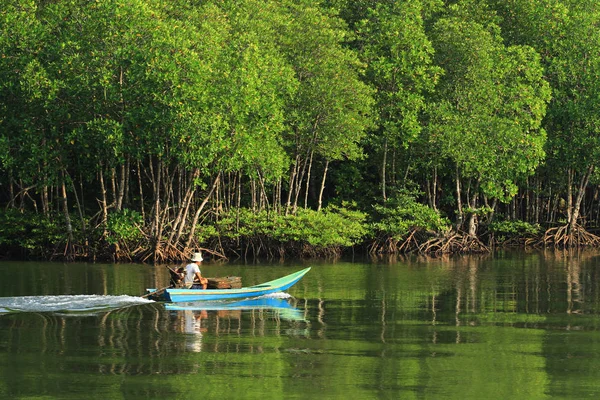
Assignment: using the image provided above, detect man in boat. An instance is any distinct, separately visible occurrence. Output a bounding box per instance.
[184,252,208,289]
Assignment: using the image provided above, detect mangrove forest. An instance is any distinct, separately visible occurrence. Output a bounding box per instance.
[1,0,600,262]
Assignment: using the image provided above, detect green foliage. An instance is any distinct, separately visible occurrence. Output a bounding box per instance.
[0,209,64,257]
[106,209,143,246]
[488,220,541,243]
[3,0,600,258]
[463,206,494,217]
[208,206,368,256]
[427,2,550,202]
[485,0,600,230]
[357,0,442,148]
[488,220,541,236]
[290,205,367,248]
[370,191,450,241]
[194,224,218,244]
[276,0,375,164]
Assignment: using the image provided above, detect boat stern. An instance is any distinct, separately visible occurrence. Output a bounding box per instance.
[145,288,171,302]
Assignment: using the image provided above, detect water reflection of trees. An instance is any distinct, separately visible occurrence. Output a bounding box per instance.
[363,251,600,345]
[0,300,309,377]
[442,250,600,323]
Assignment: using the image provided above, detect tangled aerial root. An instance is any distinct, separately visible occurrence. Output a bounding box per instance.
[418,232,489,256]
[539,224,600,248]
[368,229,429,254]
[369,229,490,256]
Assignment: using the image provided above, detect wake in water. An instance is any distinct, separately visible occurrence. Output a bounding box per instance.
[259,292,292,299]
[0,294,154,314]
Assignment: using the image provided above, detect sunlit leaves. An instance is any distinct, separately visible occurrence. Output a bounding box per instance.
[276,0,375,163]
[428,3,550,201]
[492,0,600,192]
[357,0,441,148]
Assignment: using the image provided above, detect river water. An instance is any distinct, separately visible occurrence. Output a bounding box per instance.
[1,250,600,399]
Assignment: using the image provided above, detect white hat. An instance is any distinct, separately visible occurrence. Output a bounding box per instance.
[190,252,203,262]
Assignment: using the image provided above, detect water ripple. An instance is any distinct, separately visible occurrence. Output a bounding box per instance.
[0,294,153,314]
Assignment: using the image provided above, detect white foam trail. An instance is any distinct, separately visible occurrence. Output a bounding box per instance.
[0,295,153,314]
[259,292,292,299]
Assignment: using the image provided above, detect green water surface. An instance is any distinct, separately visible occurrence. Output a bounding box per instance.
[1,251,600,399]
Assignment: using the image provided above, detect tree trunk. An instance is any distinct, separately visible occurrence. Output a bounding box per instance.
[215,171,222,217]
[467,212,478,237]
[7,172,14,209]
[136,159,146,223]
[466,179,479,237]
[251,177,257,211]
[78,174,86,218]
[99,165,108,236]
[525,177,530,222]
[109,167,116,210]
[18,179,24,210]
[236,171,242,233]
[433,166,438,211]
[42,183,49,216]
[382,138,388,201]
[60,170,74,253]
[169,168,199,246]
[67,171,86,240]
[550,193,558,223]
[304,149,314,209]
[161,163,175,226]
[285,156,299,215]
[124,157,130,209]
[186,174,221,250]
[455,166,463,231]
[488,197,497,225]
[391,147,397,187]
[273,178,280,214]
[292,152,311,213]
[569,165,594,233]
[534,178,541,224]
[256,170,271,211]
[427,166,438,211]
[116,161,126,211]
[317,160,329,212]
[566,168,574,226]
[152,158,163,258]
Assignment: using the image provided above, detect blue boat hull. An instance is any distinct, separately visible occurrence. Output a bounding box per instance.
[146,267,310,302]
[165,297,306,321]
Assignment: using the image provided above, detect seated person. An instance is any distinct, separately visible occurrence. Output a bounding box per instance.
[184,252,208,289]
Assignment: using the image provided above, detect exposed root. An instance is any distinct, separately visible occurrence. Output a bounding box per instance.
[50,237,89,261]
[418,232,489,256]
[368,228,489,256]
[368,231,418,254]
[397,229,420,253]
[539,223,600,248]
[493,235,538,249]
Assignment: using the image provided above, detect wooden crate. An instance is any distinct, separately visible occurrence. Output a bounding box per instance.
[207,276,242,289]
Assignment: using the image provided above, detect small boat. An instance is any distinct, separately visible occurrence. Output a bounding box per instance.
[146,267,311,302]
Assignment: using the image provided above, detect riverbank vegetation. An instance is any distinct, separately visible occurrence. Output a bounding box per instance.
[1,0,599,261]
